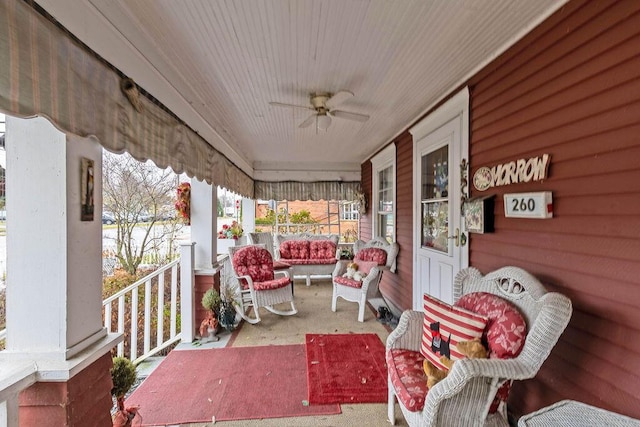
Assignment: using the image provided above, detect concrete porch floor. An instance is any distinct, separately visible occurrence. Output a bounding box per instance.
[132,277,409,427]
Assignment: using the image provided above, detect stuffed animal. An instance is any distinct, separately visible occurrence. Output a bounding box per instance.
[423,338,488,389]
[353,270,367,282]
[342,262,359,279]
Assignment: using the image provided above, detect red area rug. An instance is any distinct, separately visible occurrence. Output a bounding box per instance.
[126,345,340,425]
[305,333,388,404]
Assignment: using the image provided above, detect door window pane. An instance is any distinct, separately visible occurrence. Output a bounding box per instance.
[421,145,449,253]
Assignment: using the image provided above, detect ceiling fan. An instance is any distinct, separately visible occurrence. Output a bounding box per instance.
[269,90,369,131]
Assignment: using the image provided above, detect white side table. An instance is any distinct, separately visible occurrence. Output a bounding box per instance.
[518,400,640,427]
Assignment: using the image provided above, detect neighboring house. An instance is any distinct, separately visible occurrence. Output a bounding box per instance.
[364,1,640,419]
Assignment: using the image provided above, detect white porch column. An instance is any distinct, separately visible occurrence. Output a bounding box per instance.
[179,241,196,343]
[241,198,255,234]
[3,116,119,363]
[190,179,218,268]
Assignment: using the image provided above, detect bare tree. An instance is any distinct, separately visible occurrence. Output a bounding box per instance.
[103,150,182,275]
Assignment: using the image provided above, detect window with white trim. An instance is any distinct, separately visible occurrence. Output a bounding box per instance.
[340,202,359,221]
[371,144,396,242]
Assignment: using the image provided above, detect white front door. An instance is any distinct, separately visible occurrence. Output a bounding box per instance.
[411,89,469,308]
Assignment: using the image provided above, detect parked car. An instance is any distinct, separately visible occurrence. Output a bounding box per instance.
[102,212,116,225]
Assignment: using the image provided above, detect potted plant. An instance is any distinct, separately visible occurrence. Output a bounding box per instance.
[217,282,239,332]
[200,288,221,342]
[111,357,139,427]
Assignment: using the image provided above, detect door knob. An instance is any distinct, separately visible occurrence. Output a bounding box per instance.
[448,228,460,247]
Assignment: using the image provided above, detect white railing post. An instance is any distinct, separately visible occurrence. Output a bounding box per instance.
[179,242,196,343]
[170,263,178,338]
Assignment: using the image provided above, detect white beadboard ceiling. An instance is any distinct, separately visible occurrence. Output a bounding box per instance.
[38,0,566,182]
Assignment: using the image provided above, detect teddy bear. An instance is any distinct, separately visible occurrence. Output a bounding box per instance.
[423,338,488,389]
[342,262,359,279]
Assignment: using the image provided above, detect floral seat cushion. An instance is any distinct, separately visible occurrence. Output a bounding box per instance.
[455,292,528,413]
[309,240,337,259]
[279,240,310,260]
[386,349,428,412]
[233,246,287,289]
[333,276,363,288]
[355,247,387,266]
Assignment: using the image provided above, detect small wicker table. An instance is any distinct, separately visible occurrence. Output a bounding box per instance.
[518,400,640,427]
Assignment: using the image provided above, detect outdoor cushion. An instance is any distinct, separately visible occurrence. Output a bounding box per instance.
[279,240,310,260]
[455,292,528,413]
[250,275,291,291]
[386,348,428,412]
[309,240,337,260]
[420,294,488,371]
[355,247,387,266]
[353,260,379,275]
[333,276,363,289]
[284,258,338,265]
[232,246,274,286]
[455,292,527,359]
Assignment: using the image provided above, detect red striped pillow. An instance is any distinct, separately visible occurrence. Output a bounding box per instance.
[420,294,488,371]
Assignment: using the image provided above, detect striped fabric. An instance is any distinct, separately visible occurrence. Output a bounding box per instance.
[420,294,488,371]
[254,181,361,203]
[0,0,253,198]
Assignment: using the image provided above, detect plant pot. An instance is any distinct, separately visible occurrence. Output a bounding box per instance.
[217,238,238,254]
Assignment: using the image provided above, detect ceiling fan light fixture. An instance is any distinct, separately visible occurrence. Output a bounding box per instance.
[317,113,331,131]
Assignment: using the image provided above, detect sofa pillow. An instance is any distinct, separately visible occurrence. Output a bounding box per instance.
[420,294,488,371]
[455,292,527,359]
[354,260,379,275]
[279,240,309,260]
[355,247,387,266]
[309,240,337,260]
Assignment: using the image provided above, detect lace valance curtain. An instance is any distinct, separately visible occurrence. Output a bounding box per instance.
[0,0,254,198]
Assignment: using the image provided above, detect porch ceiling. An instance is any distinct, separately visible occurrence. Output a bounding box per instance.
[37,0,565,182]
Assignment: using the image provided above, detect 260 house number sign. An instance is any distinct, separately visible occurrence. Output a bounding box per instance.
[504,192,553,219]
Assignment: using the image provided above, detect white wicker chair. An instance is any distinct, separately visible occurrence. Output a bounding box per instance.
[331,237,399,322]
[248,231,276,257]
[386,266,573,427]
[228,244,297,324]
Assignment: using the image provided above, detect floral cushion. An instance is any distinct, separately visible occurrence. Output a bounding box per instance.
[309,240,337,260]
[353,260,379,275]
[333,276,363,288]
[420,294,488,371]
[232,246,274,283]
[386,349,428,412]
[355,247,388,266]
[251,275,291,291]
[279,240,310,260]
[455,292,528,413]
[455,292,527,359]
[284,258,338,265]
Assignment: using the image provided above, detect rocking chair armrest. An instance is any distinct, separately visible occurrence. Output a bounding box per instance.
[235,274,255,291]
[385,310,423,352]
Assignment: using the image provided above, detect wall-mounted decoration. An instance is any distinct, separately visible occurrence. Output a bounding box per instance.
[175,182,191,225]
[473,153,551,191]
[504,191,553,219]
[80,157,95,221]
[464,195,494,234]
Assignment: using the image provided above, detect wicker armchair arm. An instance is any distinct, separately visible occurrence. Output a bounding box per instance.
[332,260,350,277]
[274,269,290,280]
[386,310,423,352]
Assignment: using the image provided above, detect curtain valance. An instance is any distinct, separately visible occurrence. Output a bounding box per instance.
[0,0,254,198]
[254,181,361,202]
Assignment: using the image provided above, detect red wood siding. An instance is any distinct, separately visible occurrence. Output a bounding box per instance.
[362,0,640,420]
[467,0,640,419]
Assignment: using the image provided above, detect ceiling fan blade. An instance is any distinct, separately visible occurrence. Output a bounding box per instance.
[330,110,370,123]
[269,101,314,111]
[299,114,317,128]
[325,90,354,108]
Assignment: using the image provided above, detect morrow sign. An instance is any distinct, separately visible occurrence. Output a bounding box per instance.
[473,154,550,191]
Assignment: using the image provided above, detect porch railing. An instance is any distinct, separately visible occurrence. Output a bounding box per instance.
[102,258,181,365]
